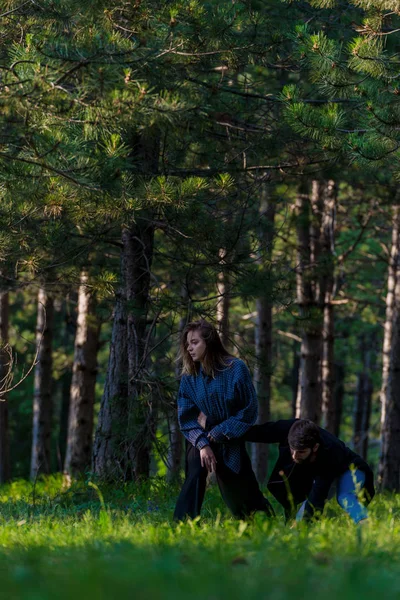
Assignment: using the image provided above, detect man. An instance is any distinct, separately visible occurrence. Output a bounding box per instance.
[173,319,274,521]
[206,417,375,523]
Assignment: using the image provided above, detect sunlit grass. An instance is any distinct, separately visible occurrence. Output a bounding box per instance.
[0,476,398,599]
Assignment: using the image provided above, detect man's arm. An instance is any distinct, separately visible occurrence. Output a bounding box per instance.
[302,475,334,520]
[241,419,297,444]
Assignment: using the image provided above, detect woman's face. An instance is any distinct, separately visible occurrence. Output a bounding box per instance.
[186,329,206,363]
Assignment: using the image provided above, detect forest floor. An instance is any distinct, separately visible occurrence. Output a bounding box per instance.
[0,476,398,599]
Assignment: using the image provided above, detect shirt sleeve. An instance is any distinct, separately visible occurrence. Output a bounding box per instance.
[208,361,258,442]
[177,377,209,450]
[302,475,334,519]
[241,419,296,444]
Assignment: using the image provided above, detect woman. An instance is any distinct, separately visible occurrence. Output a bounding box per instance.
[173,319,274,521]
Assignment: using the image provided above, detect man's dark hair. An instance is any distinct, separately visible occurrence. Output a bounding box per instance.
[288,420,320,450]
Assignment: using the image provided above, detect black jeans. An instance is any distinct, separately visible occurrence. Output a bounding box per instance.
[173,441,275,521]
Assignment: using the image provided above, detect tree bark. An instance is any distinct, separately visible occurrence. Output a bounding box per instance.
[57,303,76,471]
[380,202,400,489]
[296,181,337,425]
[216,248,231,349]
[125,218,156,479]
[93,131,158,482]
[332,362,344,437]
[380,290,400,490]
[93,218,155,481]
[64,271,100,477]
[379,204,400,486]
[167,289,188,482]
[291,346,300,418]
[252,185,275,483]
[30,288,54,479]
[92,281,128,480]
[295,182,323,423]
[353,370,372,460]
[320,180,337,432]
[0,292,10,483]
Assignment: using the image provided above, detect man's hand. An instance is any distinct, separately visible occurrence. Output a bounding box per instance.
[197,411,207,429]
[200,446,217,473]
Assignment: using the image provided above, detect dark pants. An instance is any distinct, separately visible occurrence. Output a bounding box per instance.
[173,441,275,521]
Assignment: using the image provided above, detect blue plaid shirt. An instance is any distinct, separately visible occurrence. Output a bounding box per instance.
[177,358,258,473]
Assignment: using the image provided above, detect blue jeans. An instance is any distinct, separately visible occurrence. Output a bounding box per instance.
[296,468,368,523]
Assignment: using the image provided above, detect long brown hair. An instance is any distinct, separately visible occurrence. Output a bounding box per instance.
[180,319,233,377]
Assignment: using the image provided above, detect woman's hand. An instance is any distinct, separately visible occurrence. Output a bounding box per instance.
[200,446,217,473]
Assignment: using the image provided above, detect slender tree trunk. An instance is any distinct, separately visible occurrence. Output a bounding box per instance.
[354,339,374,460]
[124,218,156,479]
[92,282,128,480]
[379,204,400,486]
[362,374,372,460]
[295,183,323,422]
[0,292,10,483]
[291,346,300,418]
[252,185,275,483]
[64,271,100,477]
[321,180,337,432]
[380,290,400,490]
[354,376,372,460]
[332,363,344,437]
[57,303,76,470]
[217,248,231,348]
[30,288,54,479]
[167,289,188,482]
[322,297,335,431]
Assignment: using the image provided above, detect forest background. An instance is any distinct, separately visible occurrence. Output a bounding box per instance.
[2,1,400,598]
[1,0,399,488]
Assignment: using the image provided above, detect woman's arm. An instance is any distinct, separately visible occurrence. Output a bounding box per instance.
[178,379,209,450]
[207,361,258,442]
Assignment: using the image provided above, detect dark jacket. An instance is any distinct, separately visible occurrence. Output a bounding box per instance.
[243,419,375,518]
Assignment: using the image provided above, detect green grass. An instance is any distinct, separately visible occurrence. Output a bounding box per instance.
[0,476,398,599]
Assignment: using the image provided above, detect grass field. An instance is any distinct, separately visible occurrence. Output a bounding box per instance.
[0,476,398,600]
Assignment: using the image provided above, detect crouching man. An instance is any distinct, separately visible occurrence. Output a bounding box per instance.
[205,417,375,524]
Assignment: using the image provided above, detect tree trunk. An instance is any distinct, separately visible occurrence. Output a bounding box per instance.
[57,303,76,471]
[354,373,372,460]
[291,346,300,418]
[354,338,373,460]
[93,131,158,482]
[124,218,156,479]
[92,281,128,480]
[217,248,231,349]
[64,271,100,477]
[93,219,155,481]
[167,289,188,482]
[321,180,337,432]
[252,185,275,483]
[295,182,323,423]
[30,288,54,479]
[380,292,400,490]
[379,204,400,486]
[332,362,344,437]
[0,292,10,483]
